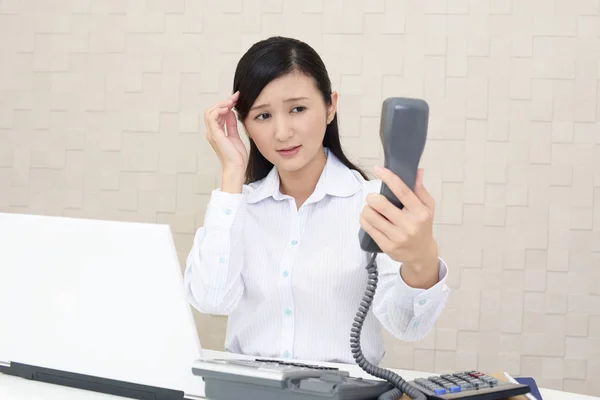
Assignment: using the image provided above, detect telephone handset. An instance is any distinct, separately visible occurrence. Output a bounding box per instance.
[358,97,429,253]
[352,98,429,400]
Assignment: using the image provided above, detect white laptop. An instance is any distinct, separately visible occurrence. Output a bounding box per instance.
[0,212,206,399]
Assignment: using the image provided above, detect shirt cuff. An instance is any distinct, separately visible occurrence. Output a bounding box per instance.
[394,257,449,318]
[204,188,246,228]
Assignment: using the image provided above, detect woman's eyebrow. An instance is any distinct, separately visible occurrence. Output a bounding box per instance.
[250,96,311,111]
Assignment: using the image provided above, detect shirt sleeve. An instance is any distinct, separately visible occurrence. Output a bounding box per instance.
[183,188,247,315]
[371,253,450,341]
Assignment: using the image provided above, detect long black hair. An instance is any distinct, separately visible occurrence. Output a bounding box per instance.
[232,36,369,184]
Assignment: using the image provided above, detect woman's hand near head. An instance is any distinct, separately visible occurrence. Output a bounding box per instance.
[204,91,247,193]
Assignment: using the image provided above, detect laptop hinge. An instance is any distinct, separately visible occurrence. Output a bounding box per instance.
[1,361,187,400]
[0,361,10,368]
[184,395,204,400]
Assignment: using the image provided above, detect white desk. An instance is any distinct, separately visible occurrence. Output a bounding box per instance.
[1,349,598,400]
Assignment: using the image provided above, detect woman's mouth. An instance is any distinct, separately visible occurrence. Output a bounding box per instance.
[277,145,301,157]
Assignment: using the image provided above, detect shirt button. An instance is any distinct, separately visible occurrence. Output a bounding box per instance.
[282,271,289,277]
[224,208,232,215]
[283,351,290,358]
[284,308,292,316]
[219,257,225,263]
[418,299,427,305]
[291,240,298,245]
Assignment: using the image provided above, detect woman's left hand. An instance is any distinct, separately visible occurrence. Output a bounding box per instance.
[359,165,439,276]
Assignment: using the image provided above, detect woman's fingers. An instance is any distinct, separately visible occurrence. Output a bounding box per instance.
[215,91,239,110]
[205,107,229,142]
[225,109,239,138]
[204,91,241,142]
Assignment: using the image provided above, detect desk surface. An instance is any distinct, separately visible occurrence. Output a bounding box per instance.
[1,349,598,400]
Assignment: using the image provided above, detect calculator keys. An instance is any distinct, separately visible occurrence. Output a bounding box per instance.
[412,370,504,395]
[414,378,447,394]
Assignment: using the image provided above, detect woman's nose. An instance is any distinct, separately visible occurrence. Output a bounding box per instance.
[274,117,293,141]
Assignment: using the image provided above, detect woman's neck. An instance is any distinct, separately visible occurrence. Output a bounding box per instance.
[279,148,327,209]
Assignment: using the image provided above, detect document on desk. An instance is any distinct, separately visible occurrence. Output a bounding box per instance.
[503,372,542,400]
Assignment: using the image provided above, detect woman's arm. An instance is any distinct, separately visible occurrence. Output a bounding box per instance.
[359,169,450,340]
[371,253,450,340]
[183,188,247,315]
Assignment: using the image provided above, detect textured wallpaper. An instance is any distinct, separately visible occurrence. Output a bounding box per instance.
[0,0,598,396]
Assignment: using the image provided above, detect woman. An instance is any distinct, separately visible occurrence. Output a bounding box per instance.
[184,36,450,366]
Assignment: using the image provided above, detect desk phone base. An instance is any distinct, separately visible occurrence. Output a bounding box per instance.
[191,358,531,400]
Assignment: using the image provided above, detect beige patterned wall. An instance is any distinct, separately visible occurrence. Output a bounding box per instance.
[1,0,599,396]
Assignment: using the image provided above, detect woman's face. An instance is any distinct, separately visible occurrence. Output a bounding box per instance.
[242,71,338,175]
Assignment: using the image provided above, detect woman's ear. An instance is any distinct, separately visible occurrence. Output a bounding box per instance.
[327,91,339,124]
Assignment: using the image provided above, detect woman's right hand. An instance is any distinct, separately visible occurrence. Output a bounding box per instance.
[204,91,248,180]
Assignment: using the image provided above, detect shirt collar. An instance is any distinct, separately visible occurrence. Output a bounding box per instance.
[246,147,363,204]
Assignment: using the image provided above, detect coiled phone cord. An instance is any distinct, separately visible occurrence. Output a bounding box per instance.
[350,253,426,400]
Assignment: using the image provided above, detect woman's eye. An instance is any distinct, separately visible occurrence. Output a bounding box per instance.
[255,113,270,120]
[254,107,305,120]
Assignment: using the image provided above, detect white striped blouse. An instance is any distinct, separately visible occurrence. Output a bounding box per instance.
[184,148,450,365]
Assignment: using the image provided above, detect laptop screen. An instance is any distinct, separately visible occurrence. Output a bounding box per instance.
[0,212,205,398]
